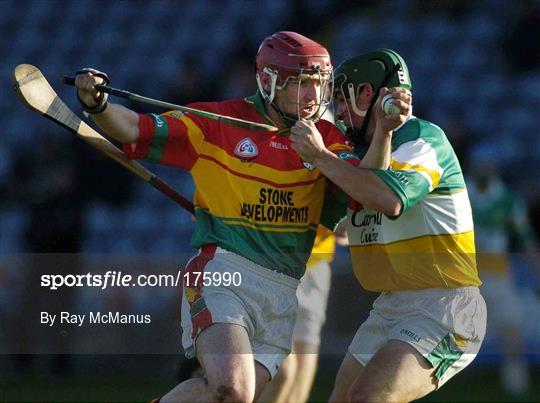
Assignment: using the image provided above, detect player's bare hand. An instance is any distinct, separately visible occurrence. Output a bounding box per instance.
[74,68,109,108]
[290,119,326,163]
[374,87,412,133]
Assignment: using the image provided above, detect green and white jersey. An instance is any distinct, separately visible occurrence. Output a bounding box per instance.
[467,177,533,274]
[346,117,481,291]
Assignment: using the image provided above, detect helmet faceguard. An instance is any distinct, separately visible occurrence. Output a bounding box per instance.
[255,31,333,124]
[333,48,412,145]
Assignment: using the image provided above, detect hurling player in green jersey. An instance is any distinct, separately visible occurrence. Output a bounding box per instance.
[467,144,540,398]
[290,49,486,402]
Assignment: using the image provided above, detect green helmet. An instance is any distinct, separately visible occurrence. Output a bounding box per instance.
[333,49,411,145]
[334,48,411,95]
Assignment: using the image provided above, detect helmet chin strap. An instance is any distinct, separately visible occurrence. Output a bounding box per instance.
[256,68,278,103]
[256,71,296,128]
[336,83,367,146]
[350,63,402,149]
[347,83,367,117]
[269,103,301,127]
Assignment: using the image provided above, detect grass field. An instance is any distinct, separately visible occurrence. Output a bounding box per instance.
[1,355,539,402]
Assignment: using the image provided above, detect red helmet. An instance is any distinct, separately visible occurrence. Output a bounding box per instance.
[255,31,333,121]
[256,31,332,84]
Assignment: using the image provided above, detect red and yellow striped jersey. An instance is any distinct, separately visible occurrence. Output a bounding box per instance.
[124,92,356,279]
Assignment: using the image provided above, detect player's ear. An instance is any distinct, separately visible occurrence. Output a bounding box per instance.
[363,83,376,99]
[356,83,374,109]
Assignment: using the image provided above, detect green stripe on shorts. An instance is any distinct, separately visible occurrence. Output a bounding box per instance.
[426,333,463,380]
[190,297,208,318]
[147,114,169,163]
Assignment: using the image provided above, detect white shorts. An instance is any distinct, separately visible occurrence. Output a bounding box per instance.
[479,273,524,329]
[293,261,331,345]
[348,286,487,387]
[181,246,299,378]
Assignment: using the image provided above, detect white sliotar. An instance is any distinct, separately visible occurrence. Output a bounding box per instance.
[381,94,400,116]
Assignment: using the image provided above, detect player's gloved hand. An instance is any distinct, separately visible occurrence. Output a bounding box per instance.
[74,68,110,114]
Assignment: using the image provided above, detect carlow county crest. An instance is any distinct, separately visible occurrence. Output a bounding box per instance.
[234,138,258,161]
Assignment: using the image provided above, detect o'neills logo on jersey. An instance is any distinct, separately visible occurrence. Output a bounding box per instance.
[269,140,288,150]
[235,138,258,161]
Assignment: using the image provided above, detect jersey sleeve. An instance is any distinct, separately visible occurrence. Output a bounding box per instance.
[316,121,363,227]
[319,181,348,231]
[372,137,444,216]
[123,108,207,171]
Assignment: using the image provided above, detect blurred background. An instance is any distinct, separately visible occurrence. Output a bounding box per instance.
[1,0,540,401]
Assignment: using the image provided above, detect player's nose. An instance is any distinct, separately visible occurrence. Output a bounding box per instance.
[302,83,320,102]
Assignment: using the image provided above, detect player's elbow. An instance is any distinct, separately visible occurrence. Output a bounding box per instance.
[380,199,402,217]
[368,193,402,217]
[110,127,139,144]
[115,116,140,144]
[384,199,402,217]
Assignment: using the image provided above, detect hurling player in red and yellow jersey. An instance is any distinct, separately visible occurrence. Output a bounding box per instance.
[74,32,360,402]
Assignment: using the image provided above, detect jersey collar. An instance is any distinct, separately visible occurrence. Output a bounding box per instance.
[244,91,290,136]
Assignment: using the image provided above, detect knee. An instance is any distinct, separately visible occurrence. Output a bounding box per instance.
[210,383,254,403]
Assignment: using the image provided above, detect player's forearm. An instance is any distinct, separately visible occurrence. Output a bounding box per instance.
[92,103,140,144]
[359,128,392,169]
[314,150,402,216]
